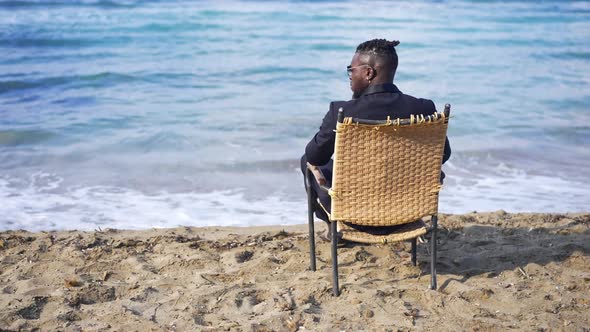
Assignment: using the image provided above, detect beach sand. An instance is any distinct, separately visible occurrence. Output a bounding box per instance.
[1,212,589,331]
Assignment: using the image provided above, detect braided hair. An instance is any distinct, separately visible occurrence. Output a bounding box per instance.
[355,39,399,74]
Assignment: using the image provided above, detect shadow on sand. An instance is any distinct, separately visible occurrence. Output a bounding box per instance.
[417,213,590,291]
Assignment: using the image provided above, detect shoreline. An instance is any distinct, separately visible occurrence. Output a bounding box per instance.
[1,212,589,330]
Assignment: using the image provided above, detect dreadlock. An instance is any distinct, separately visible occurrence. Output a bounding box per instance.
[355,39,399,75]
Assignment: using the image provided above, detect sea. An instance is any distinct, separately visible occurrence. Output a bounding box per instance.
[1,0,589,231]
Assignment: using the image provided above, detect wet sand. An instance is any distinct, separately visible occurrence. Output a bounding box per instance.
[1,212,589,331]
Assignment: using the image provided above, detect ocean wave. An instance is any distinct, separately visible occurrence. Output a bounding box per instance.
[118,22,225,33]
[1,160,589,232]
[231,66,334,80]
[0,72,135,94]
[0,129,56,146]
[309,43,353,52]
[0,36,134,48]
[546,51,590,60]
[0,173,304,232]
[0,0,140,9]
[0,51,122,65]
[441,164,590,214]
[114,130,197,152]
[0,71,211,94]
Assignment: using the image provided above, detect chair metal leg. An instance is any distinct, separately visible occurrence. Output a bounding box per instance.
[331,220,340,296]
[306,169,316,272]
[307,201,316,272]
[411,238,417,266]
[430,215,438,290]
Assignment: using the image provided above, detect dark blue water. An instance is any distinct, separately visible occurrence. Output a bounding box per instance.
[1,0,589,231]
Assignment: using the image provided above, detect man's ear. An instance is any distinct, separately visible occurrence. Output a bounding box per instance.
[367,66,376,81]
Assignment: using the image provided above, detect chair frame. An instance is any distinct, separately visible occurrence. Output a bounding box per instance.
[305,104,451,296]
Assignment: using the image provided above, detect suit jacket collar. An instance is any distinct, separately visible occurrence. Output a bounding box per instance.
[360,83,400,96]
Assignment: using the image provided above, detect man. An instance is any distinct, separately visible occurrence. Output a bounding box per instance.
[301,38,451,223]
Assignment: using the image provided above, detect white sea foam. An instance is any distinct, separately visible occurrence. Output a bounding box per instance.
[2,164,588,232]
[440,160,590,214]
[0,173,305,232]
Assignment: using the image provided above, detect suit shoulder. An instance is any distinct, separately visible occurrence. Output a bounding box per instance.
[327,100,348,117]
[401,93,436,114]
[330,100,347,111]
[419,97,436,111]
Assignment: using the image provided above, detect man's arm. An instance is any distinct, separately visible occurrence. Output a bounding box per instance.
[305,102,340,166]
[443,137,451,164]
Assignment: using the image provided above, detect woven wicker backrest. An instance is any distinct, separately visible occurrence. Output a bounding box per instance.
[330,113,449,226]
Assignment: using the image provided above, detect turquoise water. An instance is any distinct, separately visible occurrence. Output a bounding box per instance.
[1,1,589,231]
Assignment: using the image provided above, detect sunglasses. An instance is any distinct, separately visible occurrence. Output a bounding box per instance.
[346,64,372,78]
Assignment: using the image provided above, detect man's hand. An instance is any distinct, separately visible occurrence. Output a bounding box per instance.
[307,162,327,186]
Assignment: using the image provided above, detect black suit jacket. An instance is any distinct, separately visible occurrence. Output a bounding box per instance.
[305,83,451,175]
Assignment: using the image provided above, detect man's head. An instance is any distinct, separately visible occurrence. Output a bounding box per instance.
[348,39,399,98]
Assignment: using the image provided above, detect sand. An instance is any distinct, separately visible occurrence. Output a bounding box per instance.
[0,212,589,331]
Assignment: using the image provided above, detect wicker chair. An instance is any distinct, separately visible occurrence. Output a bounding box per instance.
[305,104,451,296]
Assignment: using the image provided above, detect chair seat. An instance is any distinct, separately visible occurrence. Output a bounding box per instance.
[316,198,427,244]
[338,219,427,244]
